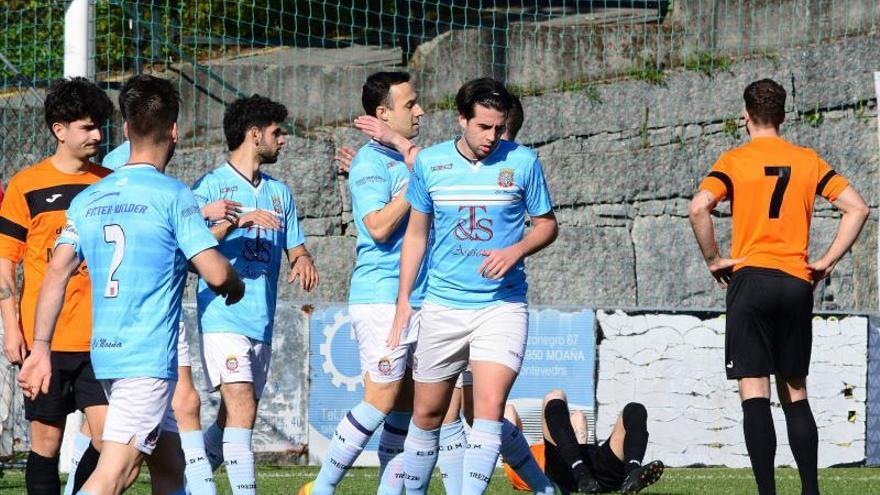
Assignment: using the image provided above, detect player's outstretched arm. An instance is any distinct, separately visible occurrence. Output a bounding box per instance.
[388,210,431,349]
[688,190,744,288]
[0,258,26,365]
[808,186,870,283]
[354,115,419,169]
[479,211,558,280]
[190,248,245,305]
[287,245,319,292]
[18,244,80,399]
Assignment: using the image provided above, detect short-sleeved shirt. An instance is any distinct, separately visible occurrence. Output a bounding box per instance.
[407,139,553,308]
[101,141,130,171]
[348,140,427,306]
[699,136,850,282]
[192,163,304,343]
[0,159,111,352]
[57,164,218,379]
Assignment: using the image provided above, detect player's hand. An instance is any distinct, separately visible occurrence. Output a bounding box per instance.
[354,115,397,146]
[707,257,745,288]
[807,258,837,288]
[237,210,281,231]
[335,146,356,175]
[478,245,525,280]
[288,255,319,292]
[3,325,27,366]
[18,345,51,399]
[222,277,246,306]
[387,302,412,350]
[202,199,242,223]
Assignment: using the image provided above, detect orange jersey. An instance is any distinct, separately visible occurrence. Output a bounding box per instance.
[0,159,111,351]
[699,136,849,282]
[504,443,546,491]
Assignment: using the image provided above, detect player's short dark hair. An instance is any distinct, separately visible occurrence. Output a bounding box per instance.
[223,94,288,151]
[744,79,786,128]
[362,72,411,117]
[505,93,524,141]
[455,78,514,120]
[44,77,113,134]
[119,75,180,143]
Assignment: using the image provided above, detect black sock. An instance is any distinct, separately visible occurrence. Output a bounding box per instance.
[621,402,649,474]
[783,399,819,495]
[742,397,777,495]
[73,442,101,493]
[544,398,596,484]
[26,451,60,494]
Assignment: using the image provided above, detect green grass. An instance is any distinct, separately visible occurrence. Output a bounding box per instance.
[2,466,879,494]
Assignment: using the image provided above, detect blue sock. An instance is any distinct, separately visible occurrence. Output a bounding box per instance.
[402,421,440,495]
[223,427,255,495]
[462,419,503,495]
[64,433,91,495]
[500,419,555,494]
[378,411,411,495]
[204,422,225,472]
[181,430,217,495]
[313,401,386,495]
[437,419,467,495]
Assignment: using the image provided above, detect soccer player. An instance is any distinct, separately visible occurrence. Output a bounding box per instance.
[194,94,318,495]
[102,135,241,495]
[503,391,663,494]
[353,92,560,495]
[304,71,424,495]
[390,78,558,495]
[0,77,113,495]
[689,78,869,495]
[18,74,245,495]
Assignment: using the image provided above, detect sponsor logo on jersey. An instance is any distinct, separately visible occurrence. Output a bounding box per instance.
[453,205,494,241]
[431,163,454,171]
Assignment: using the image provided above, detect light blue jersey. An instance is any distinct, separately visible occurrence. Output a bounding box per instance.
[406,140,553,309]
[57,165,218,380]
[192,163,304,342]
[348,141,426,306]
[101,141,130,171]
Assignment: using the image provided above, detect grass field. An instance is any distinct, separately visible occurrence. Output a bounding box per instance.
[1,466,879,494]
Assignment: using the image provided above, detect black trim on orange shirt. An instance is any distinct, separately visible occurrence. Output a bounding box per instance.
[24,184,90,217]
[707,171,733,207]
[0,217,27,242]
[816,170,837,197]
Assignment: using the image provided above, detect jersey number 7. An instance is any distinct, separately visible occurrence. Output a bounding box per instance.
[764,166,791,219]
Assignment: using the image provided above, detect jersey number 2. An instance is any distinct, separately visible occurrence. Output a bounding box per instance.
[764,166,791,219]
[103,224,125,298]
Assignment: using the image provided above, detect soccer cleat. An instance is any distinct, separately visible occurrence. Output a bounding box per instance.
[576,477,601,493]
[297,481,314,495]
[619,460,664,494]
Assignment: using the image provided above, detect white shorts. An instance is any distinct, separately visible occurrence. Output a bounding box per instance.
[199,332,271,399]
[350,304,419,383]
[454,367,473,388]
[101,377,177,454]
[413,301,528,383]
[177,322,191,368]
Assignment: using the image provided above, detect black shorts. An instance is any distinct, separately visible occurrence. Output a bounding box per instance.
[725,267,814,380]
[544,438,624,493]
[24,351,107,422]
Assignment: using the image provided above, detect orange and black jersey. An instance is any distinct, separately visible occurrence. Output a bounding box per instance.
[0,158,111,351]
[699,136,849,282]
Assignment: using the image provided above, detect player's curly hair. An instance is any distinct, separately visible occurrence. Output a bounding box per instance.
[44,77,113,135]
[119,74,180,143]
[224,95,288,151]
[744,79,786,128]
[455,78,514,120]
[362,72,411,117]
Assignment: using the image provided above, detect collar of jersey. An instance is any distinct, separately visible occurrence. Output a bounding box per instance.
[368,139,405,161]
[119,162,159,171]
[453,137,501,171]
[224,161,264,191]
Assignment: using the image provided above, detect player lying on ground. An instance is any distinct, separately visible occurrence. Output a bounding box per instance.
[19,74,245,495]
[689,78,868,495]
[504,390,663,494]
[0,77,113,495]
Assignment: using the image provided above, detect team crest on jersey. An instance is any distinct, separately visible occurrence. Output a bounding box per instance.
[377,357,392,376]
[272,195,283,214]
[497,168,515,188]
[225,356,239,372]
